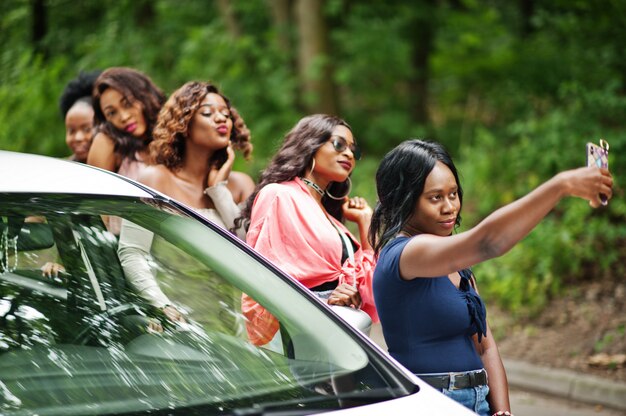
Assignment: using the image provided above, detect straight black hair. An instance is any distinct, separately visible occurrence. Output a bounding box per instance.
[369,139,463,255]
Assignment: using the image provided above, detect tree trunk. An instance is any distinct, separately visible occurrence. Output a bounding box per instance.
[519,0,535,37]
[267,0,291,53]
[31,0,47,58]
[408,1,437,125]
[294,0,339,115]
[217,0,242,39]
[135,0,155,28]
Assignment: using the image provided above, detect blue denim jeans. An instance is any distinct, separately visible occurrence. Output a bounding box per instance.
[442,384,490,415]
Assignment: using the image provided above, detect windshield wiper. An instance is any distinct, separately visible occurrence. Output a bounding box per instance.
[231,387,408,416]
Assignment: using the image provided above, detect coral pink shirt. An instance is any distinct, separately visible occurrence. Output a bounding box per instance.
[242,178,378,345]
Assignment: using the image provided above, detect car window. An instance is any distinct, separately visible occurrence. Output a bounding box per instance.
[0,195,414,415]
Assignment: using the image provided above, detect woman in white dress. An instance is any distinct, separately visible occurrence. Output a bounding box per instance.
[117,81,254,323]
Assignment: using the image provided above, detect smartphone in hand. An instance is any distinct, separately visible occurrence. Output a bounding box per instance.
[586,139,609,205]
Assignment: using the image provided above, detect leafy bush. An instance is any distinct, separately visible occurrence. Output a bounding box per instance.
[0,50,69,157]
[1,0,624,318]
[459,105,625,316]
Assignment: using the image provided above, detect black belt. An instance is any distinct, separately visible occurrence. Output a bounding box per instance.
[417,369,488,390]
[310,279,339,291]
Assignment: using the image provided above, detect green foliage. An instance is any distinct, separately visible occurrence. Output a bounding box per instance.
[0,51,68,156]
[459,106,626,316]
[1,0,625,316]
[170,21,301,163]
[594,324,625,355]
[333,5,416,151]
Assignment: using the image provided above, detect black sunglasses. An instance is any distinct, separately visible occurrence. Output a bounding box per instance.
[330,136,362,160]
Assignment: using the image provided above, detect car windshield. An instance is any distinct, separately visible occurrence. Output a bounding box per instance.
[0,194,414,415]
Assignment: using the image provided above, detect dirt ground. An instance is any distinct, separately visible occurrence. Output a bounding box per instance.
[490,280,626,383]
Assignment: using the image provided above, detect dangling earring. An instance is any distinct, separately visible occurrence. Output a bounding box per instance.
[310,158,316,174]
[326,177,352,200]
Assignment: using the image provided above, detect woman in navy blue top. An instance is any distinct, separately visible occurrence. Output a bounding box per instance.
[370,140,612,415]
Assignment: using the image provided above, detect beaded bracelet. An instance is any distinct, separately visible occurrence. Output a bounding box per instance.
[492,411,513,416]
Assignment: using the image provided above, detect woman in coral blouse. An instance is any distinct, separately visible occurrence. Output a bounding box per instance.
[238,114,377,346]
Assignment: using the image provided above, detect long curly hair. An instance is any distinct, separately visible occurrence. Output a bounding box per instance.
[237,114,353,230]
[150,81,252,170]
[369,139,464,255]
[92,67,165,159]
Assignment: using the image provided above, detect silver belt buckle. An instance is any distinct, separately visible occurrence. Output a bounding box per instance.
[449,372,459,390]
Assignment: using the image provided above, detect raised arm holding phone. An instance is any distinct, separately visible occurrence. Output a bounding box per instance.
[370,139,613,416]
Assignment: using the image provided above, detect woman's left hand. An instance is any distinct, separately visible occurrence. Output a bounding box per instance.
[327,283,362,308]
[41,262,65,279]
[207,144,235,187]
[342,196,373,225]
[163,305,186,323]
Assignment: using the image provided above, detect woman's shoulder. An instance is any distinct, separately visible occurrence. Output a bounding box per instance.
[379,236,412,259]
[137,165,174,191]
[259,181,299,197]
[87,132,118,171]
[374,237,414,284]
[227,171,256,202]
[90,131,115,150]
[253,181,302,211]
[228,170,253,183]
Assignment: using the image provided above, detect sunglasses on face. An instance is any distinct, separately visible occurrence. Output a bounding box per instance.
[330,136,362,160]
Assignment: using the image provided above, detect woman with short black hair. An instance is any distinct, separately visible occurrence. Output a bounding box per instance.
[59,70,101,163]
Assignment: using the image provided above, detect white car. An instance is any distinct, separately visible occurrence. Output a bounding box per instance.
[0,151,473,415]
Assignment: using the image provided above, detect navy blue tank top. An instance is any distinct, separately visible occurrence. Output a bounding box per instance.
[373,236,487,373]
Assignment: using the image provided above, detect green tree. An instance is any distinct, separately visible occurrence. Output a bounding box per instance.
[0,0,623,315]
